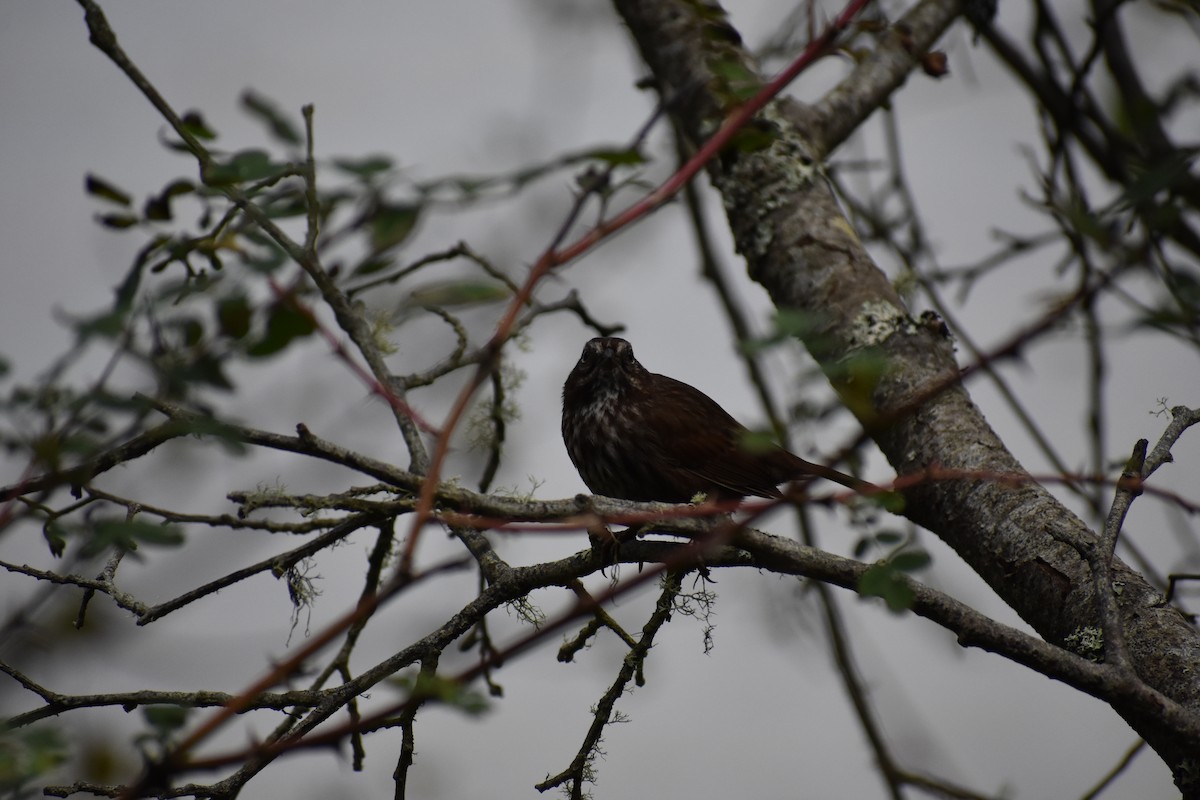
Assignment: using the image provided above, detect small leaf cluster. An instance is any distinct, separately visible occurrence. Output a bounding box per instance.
[854,530,931,612]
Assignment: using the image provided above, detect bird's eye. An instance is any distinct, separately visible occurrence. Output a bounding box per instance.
[578,342,601,363]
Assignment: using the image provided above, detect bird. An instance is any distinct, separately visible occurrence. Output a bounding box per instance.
[561,337,874,503]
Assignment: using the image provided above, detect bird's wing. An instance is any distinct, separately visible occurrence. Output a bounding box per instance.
[640,376,790,499]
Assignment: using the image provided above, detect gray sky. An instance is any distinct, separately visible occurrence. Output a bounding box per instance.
[2,2,1195,798]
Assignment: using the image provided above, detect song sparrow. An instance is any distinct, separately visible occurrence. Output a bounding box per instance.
[561,337,873,502]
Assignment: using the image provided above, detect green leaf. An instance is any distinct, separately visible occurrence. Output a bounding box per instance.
[240,89,302,146]
[71,307,130,339]
[728,123,776,153]
[217,295,253,339]
[737,429,778,454]
[203,149,285,185]
[240,238,288,274]
[183,352,236,392]
[368,202,421,252]
[854,530,906,559]
[774,309,822,337]
[710,58,763,101]
[448,176,489,196]
[180,110,218,140]
[333,155,394,179]
[390,672,490,717]
[95,212,139,230]
[828,347,889,421]
[143,195,172,221]
[143,705,191,732]
[1117,150,1198,210]
[0,726,68,786]
[875,491,907,514]
[44,520,67,558]
[741,309,825,354]
[82,518,185,557]
[263,187,308,218]
[405,279,509,309]
[85,174,133,206]
[1060,197,1114,246]
[585,146,646,166]
[166,178,197,198]
[57,431,104,457]
[245,302,317,358]
[875,531,903,545]
[1135,266,1200,336]
[857,562,915,612]
[890,549,931,573]
[227,149,277,181]
[171,317,205,347]
[142,179,195,222]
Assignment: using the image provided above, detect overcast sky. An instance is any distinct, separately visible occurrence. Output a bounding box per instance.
[2,2,1196,798]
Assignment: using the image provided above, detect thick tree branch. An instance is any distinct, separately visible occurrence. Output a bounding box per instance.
[609,0,1200,786]
[806,0,963,156]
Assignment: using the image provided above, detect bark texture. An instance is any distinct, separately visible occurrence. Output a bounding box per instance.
[611,0,1200,787]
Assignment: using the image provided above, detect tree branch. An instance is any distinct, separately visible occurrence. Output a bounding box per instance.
[609,0,1200,783]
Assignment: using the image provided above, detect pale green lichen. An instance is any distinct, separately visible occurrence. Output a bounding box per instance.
[1064,625,1105,662]
[714,102,824,262]
[466,361,525,451]
[367,308,399,355]
[850,300,909,349]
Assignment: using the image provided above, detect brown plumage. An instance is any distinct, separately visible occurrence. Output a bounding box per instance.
[561,337,871,502]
